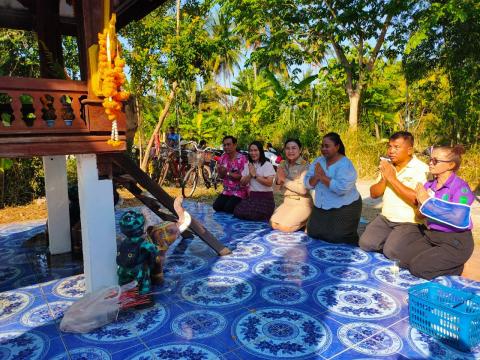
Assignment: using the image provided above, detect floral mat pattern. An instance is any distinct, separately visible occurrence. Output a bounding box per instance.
[0,201,479,359]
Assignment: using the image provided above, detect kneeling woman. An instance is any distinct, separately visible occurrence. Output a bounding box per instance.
[270,139,313,232]
[407,145,474,279]
[234,141,276,221]
[304,132,362,245]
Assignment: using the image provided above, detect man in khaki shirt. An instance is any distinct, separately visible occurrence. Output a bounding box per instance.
[359,132,429,266]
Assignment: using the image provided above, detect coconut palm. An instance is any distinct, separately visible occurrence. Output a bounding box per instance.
[210,13,242,110]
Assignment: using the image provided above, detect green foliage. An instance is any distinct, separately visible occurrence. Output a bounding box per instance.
[121,2,216,93]
[3,158,45,206]
[62,36,81,80]
[404,0,480,145]
[179,112,217,141]
[0,29,40,77]
[222,0,416,127]
[0,158,13,172]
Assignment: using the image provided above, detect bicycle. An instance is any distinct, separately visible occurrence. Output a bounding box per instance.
[153,143,191,187]
[182,145,223,198]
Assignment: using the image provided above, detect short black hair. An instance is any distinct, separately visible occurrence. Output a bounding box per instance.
[390,131,414,146]
[284,138,302,148]
[222,135,237,144]
[323,132,346,156]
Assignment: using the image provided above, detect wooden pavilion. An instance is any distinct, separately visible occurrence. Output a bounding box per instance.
[0,0,229,293]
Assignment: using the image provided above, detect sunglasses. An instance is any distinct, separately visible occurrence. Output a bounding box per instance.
[428,157,451,166]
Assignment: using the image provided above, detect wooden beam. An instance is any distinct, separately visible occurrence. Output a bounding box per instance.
[115,0,167,29]
[0,7,77,36]
[113,175,195,238]
[108,153,231,256]
[0,135,126,157]
[80,0,105,98]
[34,0,64,78]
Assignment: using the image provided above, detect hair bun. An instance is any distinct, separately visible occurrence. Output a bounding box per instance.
[453,144,465,155]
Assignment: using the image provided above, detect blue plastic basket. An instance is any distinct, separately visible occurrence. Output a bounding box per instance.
[409,282,480,351]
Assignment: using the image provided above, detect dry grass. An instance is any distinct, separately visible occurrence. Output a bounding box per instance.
[0,202,48,224]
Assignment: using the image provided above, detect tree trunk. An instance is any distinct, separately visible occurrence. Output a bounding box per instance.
[374,122,380,140]
[348,91,361,130]
[140,81,178,171]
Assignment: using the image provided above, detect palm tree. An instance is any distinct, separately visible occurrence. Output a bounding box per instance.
[210,13,242,111]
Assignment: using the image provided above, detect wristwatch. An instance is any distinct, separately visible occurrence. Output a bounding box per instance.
[253,175,257,179]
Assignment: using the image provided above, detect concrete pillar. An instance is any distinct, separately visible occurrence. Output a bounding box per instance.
[43,155,71,254]
[76,154,117,292]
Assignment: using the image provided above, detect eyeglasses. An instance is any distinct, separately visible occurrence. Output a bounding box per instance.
[429,157,451,166]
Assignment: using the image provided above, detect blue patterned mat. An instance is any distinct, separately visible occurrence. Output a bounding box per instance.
[1,201,479,359]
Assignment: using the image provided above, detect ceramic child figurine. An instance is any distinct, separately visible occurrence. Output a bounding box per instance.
[117,210,158,295]
[147,197,192,284]
[116,197,192,291]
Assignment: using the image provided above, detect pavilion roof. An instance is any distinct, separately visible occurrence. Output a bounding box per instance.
[0,0,167,35]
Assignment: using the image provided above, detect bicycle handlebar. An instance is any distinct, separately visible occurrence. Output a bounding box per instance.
[156,141,221,155]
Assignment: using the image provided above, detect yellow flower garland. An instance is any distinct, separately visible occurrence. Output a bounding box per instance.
[98,14,129,146]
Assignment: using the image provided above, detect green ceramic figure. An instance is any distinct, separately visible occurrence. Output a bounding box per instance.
[116,210,158,294]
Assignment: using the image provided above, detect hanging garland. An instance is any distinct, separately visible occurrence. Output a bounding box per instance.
[97,14,129,146]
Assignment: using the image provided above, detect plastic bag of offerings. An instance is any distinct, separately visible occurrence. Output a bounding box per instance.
[60,281,137,333]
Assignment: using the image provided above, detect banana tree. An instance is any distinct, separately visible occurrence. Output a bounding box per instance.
[262,69,317,127]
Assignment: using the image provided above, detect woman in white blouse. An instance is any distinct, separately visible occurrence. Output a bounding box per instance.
[234,141,276,221]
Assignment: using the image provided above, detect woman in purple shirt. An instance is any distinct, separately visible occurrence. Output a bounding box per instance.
[402,145,475,279]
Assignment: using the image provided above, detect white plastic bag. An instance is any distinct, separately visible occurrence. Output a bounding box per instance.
[60,282,136,333]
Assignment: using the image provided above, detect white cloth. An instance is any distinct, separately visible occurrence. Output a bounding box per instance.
[242,161,276,192]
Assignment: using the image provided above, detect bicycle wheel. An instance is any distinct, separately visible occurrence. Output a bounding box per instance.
[201,165,212,187]
[212,173,224,194]
[182,167,198,198]
[158,162,169,186]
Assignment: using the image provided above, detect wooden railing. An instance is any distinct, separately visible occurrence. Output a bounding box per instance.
[0,77,126,157]
[0,77,89,134]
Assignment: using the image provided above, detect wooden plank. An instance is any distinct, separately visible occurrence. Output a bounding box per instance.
[114,176,195,239]
[108,153,231,256]
[0,134,123,144]
[0,77,88,92]
[0,136,126,157]
[34,0,64,78]
[86,103,127,132]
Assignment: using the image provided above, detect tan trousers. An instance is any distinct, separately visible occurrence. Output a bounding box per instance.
[270,196,313,231]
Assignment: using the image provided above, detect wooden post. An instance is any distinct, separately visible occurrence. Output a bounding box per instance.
[80,0,107,96]
[43,155,71,254]
[34,0,64,78]
[76,154,117,292]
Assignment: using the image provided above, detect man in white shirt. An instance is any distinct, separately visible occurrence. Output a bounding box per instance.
[359,132,429,267]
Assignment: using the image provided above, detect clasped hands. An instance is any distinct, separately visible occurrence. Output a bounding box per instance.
[378,159,396,183]
[313,163,329,185]
[415,182,430,205]
[248,163,257,179]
